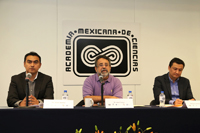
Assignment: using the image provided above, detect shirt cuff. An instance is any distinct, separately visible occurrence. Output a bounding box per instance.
[38,99,43,104]
[169,100,175,105]
[14,100,22,107]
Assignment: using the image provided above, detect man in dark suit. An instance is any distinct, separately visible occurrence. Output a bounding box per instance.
[153,57,195,105]
[7,52,54,107]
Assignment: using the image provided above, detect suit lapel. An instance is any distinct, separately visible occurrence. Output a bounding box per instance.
[178,78,183,99]
[35,72,42,98]
[164,74,172,99]
[21,72,26,95]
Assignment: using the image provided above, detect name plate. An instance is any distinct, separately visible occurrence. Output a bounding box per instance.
[43,99,74,109]
[105,99,133,108]
[185,100,200,108]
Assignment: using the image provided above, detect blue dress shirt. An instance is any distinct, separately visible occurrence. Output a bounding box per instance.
[168,75,180,104]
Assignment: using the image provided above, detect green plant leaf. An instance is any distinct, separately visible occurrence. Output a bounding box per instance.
[137,120,140,126]
[95,125,98,131]
[138,128,143,132]
[120,126,122,131]
[126,126,132,131]
[146,127,152,130]
[79,128,82,133]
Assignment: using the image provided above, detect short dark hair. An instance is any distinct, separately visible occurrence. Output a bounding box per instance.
[95,55,111,67]
[24,52,41,63]
[169,57,185,68]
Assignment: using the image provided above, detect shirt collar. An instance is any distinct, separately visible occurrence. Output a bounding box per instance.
[25,72,38,81]
[168,73,179,83]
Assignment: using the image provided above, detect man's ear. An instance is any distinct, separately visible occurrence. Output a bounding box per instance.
[95,67,97,72]
[39,63,42,69]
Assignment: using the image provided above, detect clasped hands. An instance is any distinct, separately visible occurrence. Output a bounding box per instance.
[19,95,39,106]
[174,98,195,105]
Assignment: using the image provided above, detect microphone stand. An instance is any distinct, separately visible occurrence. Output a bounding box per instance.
[101,82,105,106]
[25,79,29,107]
[18,73,35,108]
[18,80,35,108]
[97,82,105,108]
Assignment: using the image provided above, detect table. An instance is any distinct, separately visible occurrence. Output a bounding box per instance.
[0,106,199,133]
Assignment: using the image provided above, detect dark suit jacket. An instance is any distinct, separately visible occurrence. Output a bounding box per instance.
[7,72,54,107]
[153,73,194,104]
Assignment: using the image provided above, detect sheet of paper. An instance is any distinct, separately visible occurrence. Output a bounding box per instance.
[185,100,200,108]
[43,99,74,109]
[105,99,133,108]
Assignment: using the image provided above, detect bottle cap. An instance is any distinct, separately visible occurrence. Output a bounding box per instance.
[64,90,67,93]
[129,91,132,93]
[161,91,164,93]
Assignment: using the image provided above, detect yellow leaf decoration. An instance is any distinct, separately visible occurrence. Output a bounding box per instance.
[131,123,136,131]
[146,127,152,130]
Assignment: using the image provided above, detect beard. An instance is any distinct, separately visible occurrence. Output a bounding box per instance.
[99,68,110,77]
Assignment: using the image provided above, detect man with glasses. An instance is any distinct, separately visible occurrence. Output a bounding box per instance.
[153,57,195,105]
[7,52,54,107]
[82,55,123,104]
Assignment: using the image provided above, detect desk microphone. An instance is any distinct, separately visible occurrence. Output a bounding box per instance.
[25,73,32,81]
[99,75,104,83]
[25,73,32,106]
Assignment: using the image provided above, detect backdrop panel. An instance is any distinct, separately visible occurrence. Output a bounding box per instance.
[62,20,140,85]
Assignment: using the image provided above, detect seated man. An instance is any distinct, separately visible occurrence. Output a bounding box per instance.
[153,57,195,105]
[82,55,123,104]
[7,52,54,107]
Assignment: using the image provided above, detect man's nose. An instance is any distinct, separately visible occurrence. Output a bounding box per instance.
[31,62,34,66]
[176,70,180,73]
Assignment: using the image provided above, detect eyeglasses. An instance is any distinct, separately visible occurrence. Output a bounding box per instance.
[98,63,109,67]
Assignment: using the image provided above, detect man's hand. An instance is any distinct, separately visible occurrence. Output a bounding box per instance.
[28,95,39,105]
[174,99,183,105]
[19,97,26,106]
[189,98,195,101]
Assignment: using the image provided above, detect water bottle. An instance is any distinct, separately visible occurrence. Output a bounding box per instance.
[127,91,133,99]
[62,90,68,100]
[159,91,165,107]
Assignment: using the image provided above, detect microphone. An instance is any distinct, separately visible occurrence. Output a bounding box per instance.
[25,73,32,81]
[99,75,104,83]
[25,73,32,106]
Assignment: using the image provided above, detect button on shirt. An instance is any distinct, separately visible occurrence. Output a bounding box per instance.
[28,72,38,96]
[168,75,180,104]
[28,80,35,96]
[82,73,123,98]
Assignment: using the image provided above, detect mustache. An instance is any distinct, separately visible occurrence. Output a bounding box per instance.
[101,69,108,72]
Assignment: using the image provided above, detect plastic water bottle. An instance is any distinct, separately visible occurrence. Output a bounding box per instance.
[159,91,165,107]
[127,91,133,99]
[62,90,68,100]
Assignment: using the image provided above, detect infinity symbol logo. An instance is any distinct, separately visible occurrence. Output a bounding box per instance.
[81,45,123,67]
